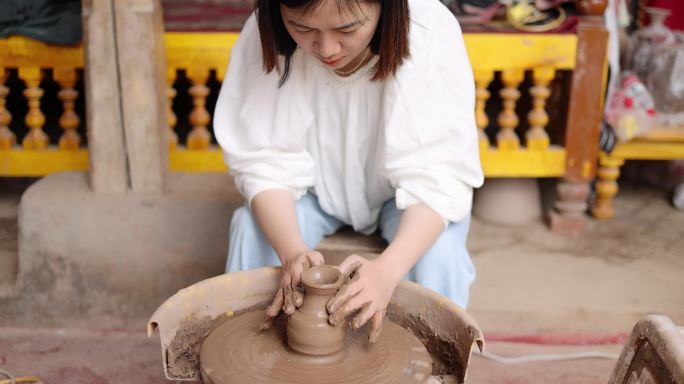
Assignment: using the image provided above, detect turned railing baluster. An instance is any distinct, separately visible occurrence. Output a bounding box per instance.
[19,67,48,150]
[167,68,178,151]
[474,70,494,152]
[186,68,211,150]
[526,67,554,150]
[496,69,524,150]
[54,67,81,150]
[0,67,15,150]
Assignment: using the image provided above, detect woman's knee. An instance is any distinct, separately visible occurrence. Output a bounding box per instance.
[414,230,475,307]
[420,233,468,269]
[227,205,280,271]
[415,221,475,281]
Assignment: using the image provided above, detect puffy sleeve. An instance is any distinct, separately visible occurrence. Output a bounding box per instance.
[383,7,484,224]
[214,14,315,204]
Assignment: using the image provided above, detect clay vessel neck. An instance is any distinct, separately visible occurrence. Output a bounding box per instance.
[286,265,346,361]
[298,267,341,315]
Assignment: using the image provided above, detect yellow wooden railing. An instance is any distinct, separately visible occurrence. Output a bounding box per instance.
[0,32,576,177]
[467,34,576,177]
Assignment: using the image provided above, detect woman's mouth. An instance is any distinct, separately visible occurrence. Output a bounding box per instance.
[321,57,343,66]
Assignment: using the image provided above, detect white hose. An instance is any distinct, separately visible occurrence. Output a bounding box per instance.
[0,369,15,384]
[477,350,620,364]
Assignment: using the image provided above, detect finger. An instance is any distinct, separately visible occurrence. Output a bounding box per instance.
[329,293,367,326]
[292,289,304,307]
[338,256,363,279]
[306,251,325,267]
[283,285,296,315]
[326,272,361,313]
[281,273,292,289]
[265,287,284,317]
[291,266,304,289]
[259,314,276,332]
[368,311,384,344]
[351,303,376,330]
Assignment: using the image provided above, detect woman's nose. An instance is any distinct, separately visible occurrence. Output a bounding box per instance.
[315,34,340,58]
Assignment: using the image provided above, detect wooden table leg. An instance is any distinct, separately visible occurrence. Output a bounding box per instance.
[549,179,591,234]
[592,153,625,219]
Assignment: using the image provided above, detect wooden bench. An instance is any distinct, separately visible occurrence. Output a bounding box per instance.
[592,126,684,219]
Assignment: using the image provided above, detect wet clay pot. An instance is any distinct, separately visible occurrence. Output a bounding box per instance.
[286,265,346,361]
[195,267,436,383]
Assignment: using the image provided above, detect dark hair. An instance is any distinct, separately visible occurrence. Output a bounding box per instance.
[255,0,410,85]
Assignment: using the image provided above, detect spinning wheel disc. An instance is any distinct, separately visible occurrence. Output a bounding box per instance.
[200,310,432,384]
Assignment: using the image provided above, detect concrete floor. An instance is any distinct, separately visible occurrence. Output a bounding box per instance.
[469,184,684,334]
[0,181,682,383]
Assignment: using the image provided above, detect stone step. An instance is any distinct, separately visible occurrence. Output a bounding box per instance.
[0,216,18,298]
[0,179,32,298]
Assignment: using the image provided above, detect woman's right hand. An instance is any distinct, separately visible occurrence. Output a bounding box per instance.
[260,249,325,330]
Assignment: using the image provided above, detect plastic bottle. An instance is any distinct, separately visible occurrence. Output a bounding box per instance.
[604,72,657,142]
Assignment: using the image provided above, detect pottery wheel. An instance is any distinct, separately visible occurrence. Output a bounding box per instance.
[200,310,433,384]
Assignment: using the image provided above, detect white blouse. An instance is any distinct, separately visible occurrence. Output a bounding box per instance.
[214,0,484,234]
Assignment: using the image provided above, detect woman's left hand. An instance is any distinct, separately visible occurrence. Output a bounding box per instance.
[326,255,402,344]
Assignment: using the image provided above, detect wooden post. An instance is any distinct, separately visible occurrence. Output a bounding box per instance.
[549,0,609,233]
[82,0,129,193]
[113,0,169,193]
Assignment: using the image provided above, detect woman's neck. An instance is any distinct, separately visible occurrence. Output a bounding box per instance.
[334,47,373,77]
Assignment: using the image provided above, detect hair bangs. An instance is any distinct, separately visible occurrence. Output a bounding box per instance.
[280,0,368,18]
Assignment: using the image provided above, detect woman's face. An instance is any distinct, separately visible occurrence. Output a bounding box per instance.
[280,0,381,71]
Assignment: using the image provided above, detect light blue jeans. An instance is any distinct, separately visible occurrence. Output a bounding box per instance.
[226,193,476,308]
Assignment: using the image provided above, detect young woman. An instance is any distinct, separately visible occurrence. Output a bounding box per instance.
[214,0,483,341]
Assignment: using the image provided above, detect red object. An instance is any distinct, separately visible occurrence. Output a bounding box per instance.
[484,332,630,346]
[624,97,634,108]
[162,1,253,32]
[647,0,684,31]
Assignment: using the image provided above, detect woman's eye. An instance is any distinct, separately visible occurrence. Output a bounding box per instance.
[296,28,313,33]
[340,29,357,34]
